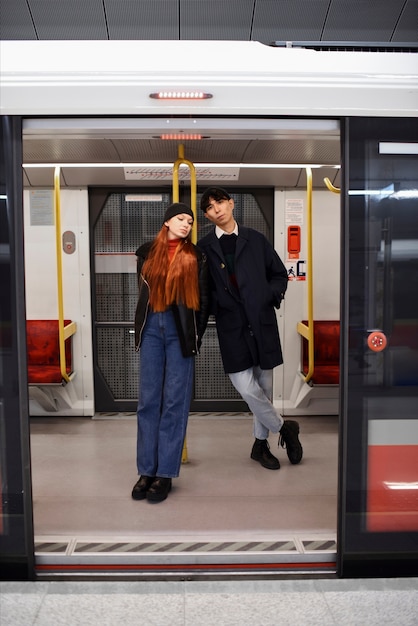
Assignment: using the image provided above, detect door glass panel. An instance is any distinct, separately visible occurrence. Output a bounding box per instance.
[341,118,418,574]
[0,116,34,578]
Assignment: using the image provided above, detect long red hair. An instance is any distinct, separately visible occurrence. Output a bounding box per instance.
[142,227,200,312]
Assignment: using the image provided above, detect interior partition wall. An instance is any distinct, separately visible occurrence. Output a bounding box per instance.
[339,117,418,577]
[90,187,273,414]
[0,116,34,579]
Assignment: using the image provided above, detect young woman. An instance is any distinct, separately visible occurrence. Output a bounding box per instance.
[132,203,209,503]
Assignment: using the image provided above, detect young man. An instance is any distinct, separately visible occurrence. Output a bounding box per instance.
[198,187,302,469]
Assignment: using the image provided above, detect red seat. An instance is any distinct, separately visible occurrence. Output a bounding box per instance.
[302,320,340,384]
[26,320,73,384]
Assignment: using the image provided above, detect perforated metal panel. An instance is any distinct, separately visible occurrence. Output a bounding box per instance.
[93,190,271,408]
[94,193,169,253]
[195,323,240,400]
[95,274,137,322]
[2,0,416,43]
[97,327,138,399]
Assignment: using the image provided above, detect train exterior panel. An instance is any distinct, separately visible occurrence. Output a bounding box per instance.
[1,41,417,117]
[0,41,417,579]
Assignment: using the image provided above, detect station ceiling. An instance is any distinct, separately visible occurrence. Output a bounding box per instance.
[1,0,416,44]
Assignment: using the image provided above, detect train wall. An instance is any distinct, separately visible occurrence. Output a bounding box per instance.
[24,188,95,415]
[24,186,339,416]
[274,188,340,414]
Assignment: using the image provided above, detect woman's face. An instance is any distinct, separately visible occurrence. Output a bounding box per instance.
[165,213,194,240]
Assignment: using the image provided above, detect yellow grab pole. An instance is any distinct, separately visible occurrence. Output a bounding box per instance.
[172,144,197,243]
[297,167,314,383]
[172,145,198,462]
[54,167,70,382]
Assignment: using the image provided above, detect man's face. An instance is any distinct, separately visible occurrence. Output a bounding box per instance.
[204,196,235,230]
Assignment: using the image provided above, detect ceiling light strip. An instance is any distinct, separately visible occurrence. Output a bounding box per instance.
[22,163,340,169]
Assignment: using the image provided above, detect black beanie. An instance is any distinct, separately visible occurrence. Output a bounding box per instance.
[163,202,194,223]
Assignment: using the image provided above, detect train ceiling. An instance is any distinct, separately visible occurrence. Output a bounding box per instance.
[3,0,416,190]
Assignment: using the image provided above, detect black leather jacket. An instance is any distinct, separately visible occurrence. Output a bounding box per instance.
[134,241,210,357]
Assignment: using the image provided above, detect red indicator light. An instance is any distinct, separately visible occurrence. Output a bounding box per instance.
[160,134,203,140]
[149,91,213,100]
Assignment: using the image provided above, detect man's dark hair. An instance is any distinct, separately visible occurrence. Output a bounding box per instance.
[200,187,231,212]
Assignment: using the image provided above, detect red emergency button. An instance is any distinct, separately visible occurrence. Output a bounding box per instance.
[367,331,387,352]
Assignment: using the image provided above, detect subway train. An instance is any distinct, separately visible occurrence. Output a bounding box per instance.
[1,40,418,580]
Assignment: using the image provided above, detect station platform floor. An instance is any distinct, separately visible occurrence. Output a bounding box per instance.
[2,578,418,625]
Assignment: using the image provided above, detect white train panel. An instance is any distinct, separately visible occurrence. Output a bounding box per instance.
[1,41,417,117]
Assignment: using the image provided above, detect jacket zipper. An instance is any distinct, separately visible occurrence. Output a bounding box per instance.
[136,274,150,351]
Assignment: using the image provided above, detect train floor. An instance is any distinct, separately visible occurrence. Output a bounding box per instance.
[29,413,338,575]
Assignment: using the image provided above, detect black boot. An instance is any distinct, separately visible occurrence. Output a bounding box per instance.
[132,475,155,500]
[279,420,303,464]
[146,477,172,502]
[251,439,280,470]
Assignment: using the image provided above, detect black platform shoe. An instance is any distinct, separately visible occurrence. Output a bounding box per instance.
[146,477,172,503]
[132,475,155,500]
[251,438,280,470]
[279,420,303,464]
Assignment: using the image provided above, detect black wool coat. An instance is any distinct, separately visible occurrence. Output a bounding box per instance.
[198,226,288,373]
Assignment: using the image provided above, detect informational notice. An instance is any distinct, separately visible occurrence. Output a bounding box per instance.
[30,190,54,226]
[285,198,304,225]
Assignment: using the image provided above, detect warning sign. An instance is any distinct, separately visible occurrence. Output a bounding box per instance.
[286,260,306,281]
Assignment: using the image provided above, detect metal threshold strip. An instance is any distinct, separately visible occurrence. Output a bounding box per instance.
[35,535,337,579]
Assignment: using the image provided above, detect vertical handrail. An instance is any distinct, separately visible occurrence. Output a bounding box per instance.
[297,167,314,382]
[53,167,71,382]
[172,144,197,244]
[172,145,198,462]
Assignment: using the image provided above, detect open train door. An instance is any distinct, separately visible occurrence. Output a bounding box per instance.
[338,117,418,576]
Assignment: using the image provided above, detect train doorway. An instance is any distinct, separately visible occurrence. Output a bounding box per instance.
[23,116,342,576]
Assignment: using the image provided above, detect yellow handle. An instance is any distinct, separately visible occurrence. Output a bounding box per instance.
[54,167,76,382]
[172,144,197,243]
[172,145,197,462]
[324,177,341,194]
[297,168,314,383]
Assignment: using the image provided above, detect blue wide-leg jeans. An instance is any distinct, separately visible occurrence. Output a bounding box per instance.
[136,310,194,478]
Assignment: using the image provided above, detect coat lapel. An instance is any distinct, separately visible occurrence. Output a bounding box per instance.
[235,226,249,260]
[207,231,225,263]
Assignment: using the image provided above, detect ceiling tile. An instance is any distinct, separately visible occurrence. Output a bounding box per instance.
[252,0,330,44]
[323,0,408,42]
[105,0,179,39]
[28,0,108,39]
[0,0,37,39]
[23,138,121,163]
[392,0,418,42]
[180,0,255,40]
